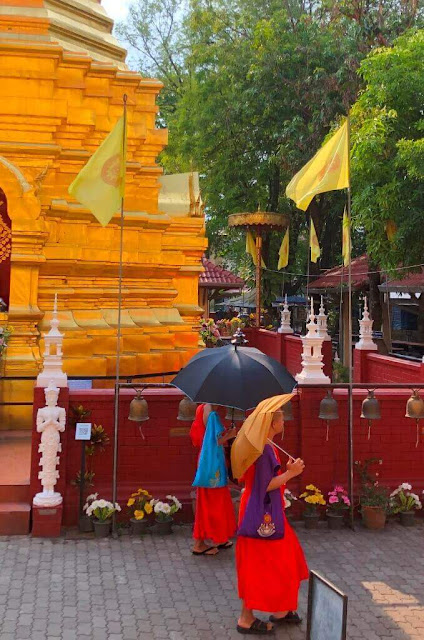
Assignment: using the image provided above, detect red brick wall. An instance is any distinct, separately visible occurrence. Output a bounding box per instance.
[30,385,424,526]
[284,335,303,378]
[364,353,423,384]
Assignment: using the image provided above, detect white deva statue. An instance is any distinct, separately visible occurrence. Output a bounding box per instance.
[33,382,66,507]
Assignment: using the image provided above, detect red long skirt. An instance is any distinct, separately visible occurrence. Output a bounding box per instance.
[236,466,308,612]
[193,487,236,545]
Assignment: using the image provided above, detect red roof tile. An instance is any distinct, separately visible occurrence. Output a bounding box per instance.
[199,257,245,289]
[309,255,369,291]
[382,270,424,292]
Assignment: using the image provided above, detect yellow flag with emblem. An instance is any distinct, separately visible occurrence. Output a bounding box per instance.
[310,218,320,263]
[342,208,351,266]
[278,227,289,270]
[68,116,127,227]
[286,120,349,211]
[246,230,266,268]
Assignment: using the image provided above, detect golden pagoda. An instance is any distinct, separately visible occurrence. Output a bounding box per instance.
[0,0,206,427]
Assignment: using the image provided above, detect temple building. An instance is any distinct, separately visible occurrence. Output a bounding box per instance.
[0,0,206,427]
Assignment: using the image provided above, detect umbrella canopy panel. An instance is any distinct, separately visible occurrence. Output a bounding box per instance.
[172,345,297,411]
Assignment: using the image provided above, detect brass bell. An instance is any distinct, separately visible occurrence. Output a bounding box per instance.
[282,400,294,422]
[177,396,197,422]
[405,390,424,419]
[128,390,149,422]
[318,390,338,421]
[360,390,380,420]
[225,407,246,422]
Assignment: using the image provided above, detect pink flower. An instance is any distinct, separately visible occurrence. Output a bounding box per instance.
[333,485,345,493]
[342,495,350,505]
[329,496,338,504]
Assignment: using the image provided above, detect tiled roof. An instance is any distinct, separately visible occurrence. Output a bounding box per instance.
[309,255,369,291]
[199,257,245,289]
[380,271,424,293]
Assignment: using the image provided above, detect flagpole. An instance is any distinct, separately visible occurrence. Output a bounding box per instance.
[112,94,127,536]
[346,113,354,529]
[306,214,311,317]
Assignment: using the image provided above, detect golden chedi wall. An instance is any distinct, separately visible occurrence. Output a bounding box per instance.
[0,0,206,427]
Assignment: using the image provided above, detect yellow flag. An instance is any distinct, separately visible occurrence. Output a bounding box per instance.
[310,218,320,263]
[342,208,351,266]
[278,227,289,270]
[246,230,266,268]
[68,116,127,226]
[286,120,349,211]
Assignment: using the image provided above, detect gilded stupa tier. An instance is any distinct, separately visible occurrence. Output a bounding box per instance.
[0,0,207,428]
[0,0,127,68]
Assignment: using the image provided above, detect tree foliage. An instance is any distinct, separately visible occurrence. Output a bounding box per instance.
[117,0,423,301]
[351,28,424,271]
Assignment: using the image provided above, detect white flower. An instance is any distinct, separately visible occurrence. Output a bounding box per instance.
[162,504,171,515]
[154,501,164,514]
[166,495,182,510]
[401,483,412,491]
[86,505,93,516]
[115,503,121,512]
[97,499,107,508]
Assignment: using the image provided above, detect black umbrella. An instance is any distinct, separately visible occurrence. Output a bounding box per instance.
[172,343,297,411]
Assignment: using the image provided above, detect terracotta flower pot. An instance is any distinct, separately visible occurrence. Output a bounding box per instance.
[79,514,94,533]
[130,518,148,535]
[326,511,345,530]
[93,519,112,538]
[155,517,173,535]
[303,512,320,530]
[361,506,386,530]
[400,511,416,527]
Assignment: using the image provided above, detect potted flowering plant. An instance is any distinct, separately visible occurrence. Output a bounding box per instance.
[299,484,326,529]
[86,498,121,538]
[355,458,389,530]
[199,319,221,347]
[326,486,350,530]
[389,483,422,527]
[127,487,153,535]
[80,492,98,532]
[284,489,297,521]
[153,495,182,535]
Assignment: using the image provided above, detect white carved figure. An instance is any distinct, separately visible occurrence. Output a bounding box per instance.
[278,294,293,334]
[355,296,377,351]
[296,297,330,384]
[317,296,331,341]
[37,293,68,388]
[33,382,66,507]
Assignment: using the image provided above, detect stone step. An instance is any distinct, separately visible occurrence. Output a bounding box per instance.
[0,502,30,535]
[0,484,30,503]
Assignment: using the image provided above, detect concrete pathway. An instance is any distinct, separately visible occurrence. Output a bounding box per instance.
[0,520,423,639]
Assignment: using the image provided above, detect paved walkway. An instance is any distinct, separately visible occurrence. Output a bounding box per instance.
[0,520,423,640]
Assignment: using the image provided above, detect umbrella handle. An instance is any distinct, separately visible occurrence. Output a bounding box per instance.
[267,439,296,462]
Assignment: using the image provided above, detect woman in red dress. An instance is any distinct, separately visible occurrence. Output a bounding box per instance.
[233,396,308,634]
[190,403,237,556]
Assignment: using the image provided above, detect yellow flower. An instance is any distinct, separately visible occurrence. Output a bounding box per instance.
[299,492,307,499]
[127,498,135,507]
[134,510,144,520]
[144,503,153,515]
[131,492,138,497]
[306,484,317,491]
[305,495,317,504]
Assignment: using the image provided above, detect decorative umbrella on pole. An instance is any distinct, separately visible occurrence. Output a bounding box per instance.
[228,211,289,327]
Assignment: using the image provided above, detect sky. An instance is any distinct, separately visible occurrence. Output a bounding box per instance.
[101,0,131,22]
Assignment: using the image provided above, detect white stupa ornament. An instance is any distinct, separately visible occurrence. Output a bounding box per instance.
[317,296,331,341]
[278,294,293,334]
[355,297,377,351]
[37,294,68,388]
[296,297,330,384]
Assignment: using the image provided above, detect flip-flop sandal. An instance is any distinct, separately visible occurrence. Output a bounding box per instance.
[237,618,274,635]
[218,541,233,550]
[269,611,302,625]
[192,546,218,556]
